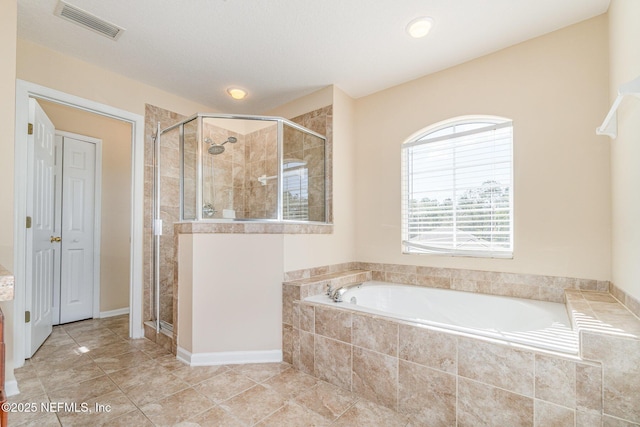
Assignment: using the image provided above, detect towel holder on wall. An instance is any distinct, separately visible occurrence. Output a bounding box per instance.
[596,74,640,139]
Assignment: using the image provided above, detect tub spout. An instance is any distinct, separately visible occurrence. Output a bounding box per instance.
[331,287,348,303]
[330,282,363,303]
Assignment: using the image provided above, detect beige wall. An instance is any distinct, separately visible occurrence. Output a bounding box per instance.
[37,100,132,313]
[0,0,17,387]
[354,15,611,280]
[180,234,283,354]
[16,39,215,118]
[609,0,640,301]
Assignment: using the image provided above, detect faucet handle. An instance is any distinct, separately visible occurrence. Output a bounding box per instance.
[326,284,333,296]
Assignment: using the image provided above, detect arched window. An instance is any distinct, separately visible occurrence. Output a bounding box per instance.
[401,116,513,257]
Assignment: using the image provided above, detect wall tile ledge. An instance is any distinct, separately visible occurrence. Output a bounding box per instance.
[175,221,333,234]
[565,289,640,424]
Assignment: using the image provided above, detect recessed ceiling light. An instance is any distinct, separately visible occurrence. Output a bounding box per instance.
[406,17,434,39]
[227,87,247,100]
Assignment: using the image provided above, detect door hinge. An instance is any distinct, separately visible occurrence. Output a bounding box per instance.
[26,216,32,229]
[25,311,30,323]
[27,123,33,135]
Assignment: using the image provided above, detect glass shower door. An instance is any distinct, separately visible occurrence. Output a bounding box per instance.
[153,119,197,333]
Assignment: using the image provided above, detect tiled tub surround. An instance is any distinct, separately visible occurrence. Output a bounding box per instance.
[282,264,640,426]
[305,281,579,355]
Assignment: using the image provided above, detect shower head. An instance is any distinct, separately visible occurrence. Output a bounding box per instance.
[208,144,226,155]
[207,136,238,155]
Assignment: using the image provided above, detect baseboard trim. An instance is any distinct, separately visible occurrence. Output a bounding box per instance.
[5,380,19,397]
[99,307,130,318]
[176,347,282,366]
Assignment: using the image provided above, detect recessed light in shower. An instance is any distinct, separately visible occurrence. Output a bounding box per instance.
[227,87,247,100]
[406,17,434,39]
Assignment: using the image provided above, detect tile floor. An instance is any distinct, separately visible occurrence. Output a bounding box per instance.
[9,315,411,426]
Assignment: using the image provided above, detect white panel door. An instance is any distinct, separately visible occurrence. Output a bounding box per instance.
[26,99,56,357]
[59,137,96,324]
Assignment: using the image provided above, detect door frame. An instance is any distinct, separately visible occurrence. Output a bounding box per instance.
[54,131,103,323]
[14,80,145,368]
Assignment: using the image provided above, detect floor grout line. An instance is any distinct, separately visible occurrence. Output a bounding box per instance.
[13,315,411,426]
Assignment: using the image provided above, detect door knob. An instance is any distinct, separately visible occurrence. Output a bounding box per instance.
[50,236,61,243]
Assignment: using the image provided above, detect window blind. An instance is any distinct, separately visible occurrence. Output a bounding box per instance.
[402,120,513,257]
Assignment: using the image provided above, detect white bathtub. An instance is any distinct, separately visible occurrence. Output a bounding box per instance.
[305,281,578,354]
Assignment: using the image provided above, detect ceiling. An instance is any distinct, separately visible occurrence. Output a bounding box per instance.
[17,0,610,114]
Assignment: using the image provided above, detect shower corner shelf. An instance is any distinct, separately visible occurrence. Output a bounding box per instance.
[596,74,640,139]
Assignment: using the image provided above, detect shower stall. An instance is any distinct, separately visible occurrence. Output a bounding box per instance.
[150,114,327,334]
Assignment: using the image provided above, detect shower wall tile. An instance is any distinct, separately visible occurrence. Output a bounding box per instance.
[160,148,180,178]
[144,104,188,350]
[291,105,332,223]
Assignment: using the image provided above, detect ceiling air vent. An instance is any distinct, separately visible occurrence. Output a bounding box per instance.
[54,1,125,41]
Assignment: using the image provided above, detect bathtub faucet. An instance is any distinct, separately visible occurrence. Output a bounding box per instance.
[331,287,348,303]
[330,282,363,303]
[326,284,334,297]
